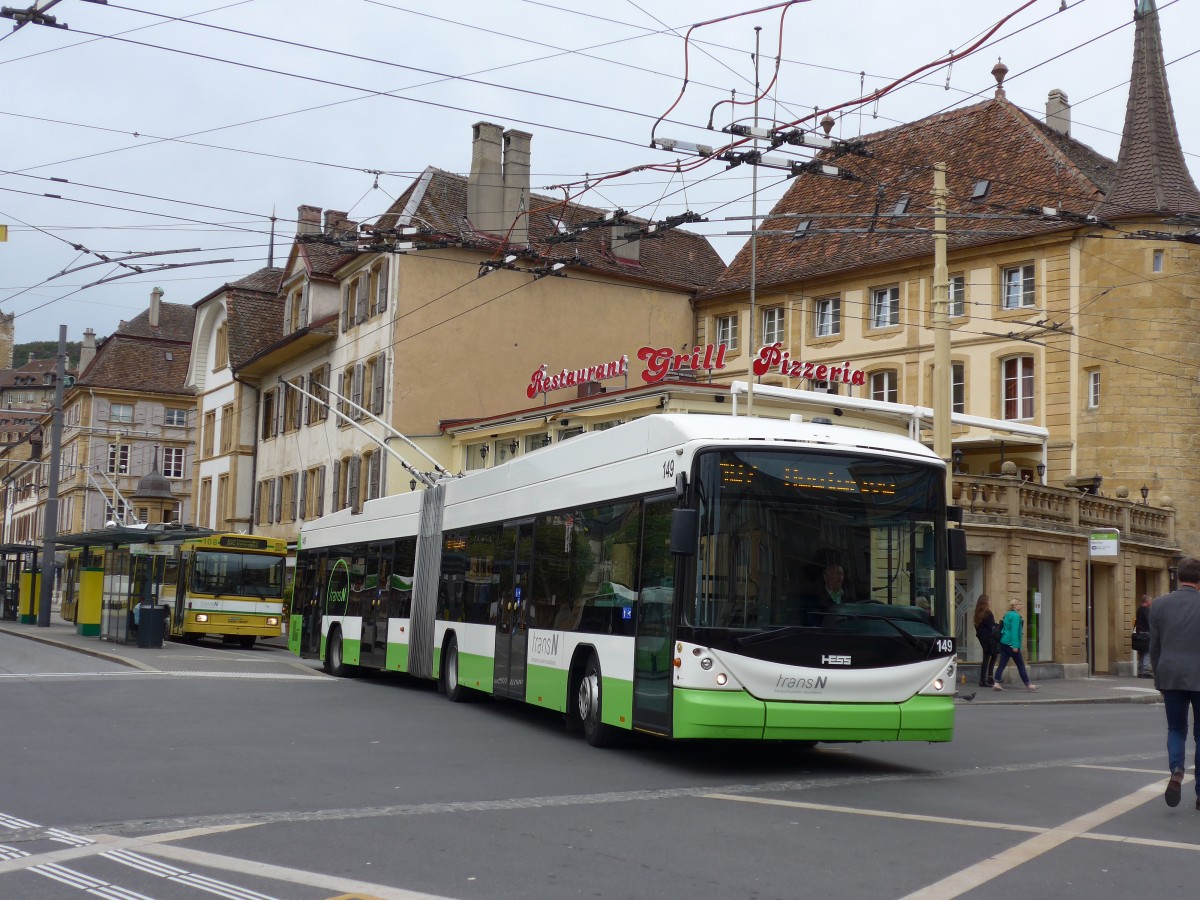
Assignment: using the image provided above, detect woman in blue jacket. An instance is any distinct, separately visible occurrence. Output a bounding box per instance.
[993,598,1037,691]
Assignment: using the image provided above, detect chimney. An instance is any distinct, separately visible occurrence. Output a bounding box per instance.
[79,328,97,374]
[324,209,350,236]
[1046,89,1070,136]
[297,204,322,236]
[503,129,532,247]
[610,223,641,265]
[467,122,505,235]
[149,287,163,328]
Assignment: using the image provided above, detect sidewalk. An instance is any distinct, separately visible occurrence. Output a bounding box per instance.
[0,617,318,676]
[0,618,1163,702]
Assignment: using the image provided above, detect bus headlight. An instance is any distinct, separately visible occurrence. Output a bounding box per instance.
[195,614,209,623]
[266,617,279,627]
[933,678,944,691]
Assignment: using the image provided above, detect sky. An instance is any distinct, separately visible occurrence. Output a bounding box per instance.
[1,0,1198,345]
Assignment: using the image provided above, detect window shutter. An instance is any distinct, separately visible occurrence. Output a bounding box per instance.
[367,451,380,501]
[283,294,293,332]
[348,456,361,513]
[317,465,326,517]
[341,283,351,332]
[352,363,364,418]
[378,450,387,497]
[299,284,310,328]
[336,371,345,419]
[298,469,308,520]
[274,388,284,437]
[331,459,341,512]
[376,258,389,312]
[272,476,282,524]
[302,375,310,426]
[373,353,386,414]
[321,366,331,420]
[356,275,368,324]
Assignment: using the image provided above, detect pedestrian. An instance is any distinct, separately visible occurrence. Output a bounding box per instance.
[1134,593,1153,678]
[1149,557,1200,809]
[992,598,1037,692]
[973,594,999,687]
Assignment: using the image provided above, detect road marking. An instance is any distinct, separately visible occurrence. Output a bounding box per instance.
[900,780,1170,899]
[0,670,329,681]
[29,861,157,900]
[0,671,149,679]
[1075,764,1165,774]
[702,794,1047,834]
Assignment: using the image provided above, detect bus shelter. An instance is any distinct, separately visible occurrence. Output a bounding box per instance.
[0,543,41,621]
[55,524,217,644]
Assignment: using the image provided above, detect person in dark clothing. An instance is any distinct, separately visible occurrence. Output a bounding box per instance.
[973,594,999,687]
[1150,558,1200,809]
[1134,594,1152,678]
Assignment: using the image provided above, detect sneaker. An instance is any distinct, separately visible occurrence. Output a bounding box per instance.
[993,682,1004,691]
[1166,769,1184,808]
[1027,684,1038,692]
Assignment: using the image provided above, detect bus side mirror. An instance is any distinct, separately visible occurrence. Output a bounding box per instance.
[947,527,967,571]
[670,508,697,556]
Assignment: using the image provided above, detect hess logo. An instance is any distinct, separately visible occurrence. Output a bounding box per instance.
[821,655,851,666]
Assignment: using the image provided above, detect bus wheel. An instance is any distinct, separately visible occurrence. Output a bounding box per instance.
[325,628,348,677]
[578,654,617,747]
[442,636,468,702]
[238,636,256,649]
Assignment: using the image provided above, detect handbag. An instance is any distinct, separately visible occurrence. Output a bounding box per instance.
[1132,631,1150,652]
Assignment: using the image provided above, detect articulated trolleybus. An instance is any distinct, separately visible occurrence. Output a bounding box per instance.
[292,415,962,746]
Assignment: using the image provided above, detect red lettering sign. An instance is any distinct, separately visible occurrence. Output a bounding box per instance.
[752,343,866,386]
[637,343,727,384]
[527,355,630,399]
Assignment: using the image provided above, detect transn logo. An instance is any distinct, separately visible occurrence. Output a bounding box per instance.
[821,655,851,665]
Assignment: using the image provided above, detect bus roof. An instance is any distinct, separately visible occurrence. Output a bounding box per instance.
[299,414,943,550]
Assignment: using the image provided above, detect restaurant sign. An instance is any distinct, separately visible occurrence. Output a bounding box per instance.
[527,341,867,398]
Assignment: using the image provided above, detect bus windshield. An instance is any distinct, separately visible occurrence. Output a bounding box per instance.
[191,550,286,598]
[688,448,949,636]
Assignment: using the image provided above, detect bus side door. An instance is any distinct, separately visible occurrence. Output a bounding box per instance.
[493,520,533,700]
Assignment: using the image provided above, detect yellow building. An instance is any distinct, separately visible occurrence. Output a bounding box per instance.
[690,2,1190,676]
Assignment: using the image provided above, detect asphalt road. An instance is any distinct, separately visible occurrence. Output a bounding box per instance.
[1,632,1197,900]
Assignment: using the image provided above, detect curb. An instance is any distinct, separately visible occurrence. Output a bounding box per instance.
[956,692,1162,706]
[0,625,159,672]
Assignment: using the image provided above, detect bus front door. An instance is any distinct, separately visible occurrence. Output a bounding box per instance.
[493,521,533,700]
[360,545,389,669]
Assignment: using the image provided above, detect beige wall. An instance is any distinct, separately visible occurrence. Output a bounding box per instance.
[391,249,695,436]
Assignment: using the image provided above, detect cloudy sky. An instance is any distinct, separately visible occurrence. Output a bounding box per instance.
[2,0,1197,345]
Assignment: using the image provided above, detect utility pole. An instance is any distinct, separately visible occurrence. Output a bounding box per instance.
[746,25,761,417]
[36,324,66,627]
[931,164,953,626]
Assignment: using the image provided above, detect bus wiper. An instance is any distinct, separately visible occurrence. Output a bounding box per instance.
[834,613,924,652]
[734,626,808,648]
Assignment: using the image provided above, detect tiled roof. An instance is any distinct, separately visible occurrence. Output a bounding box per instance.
[1099,0,1200,218]
[299,241,356,279]
[114,302,196,343]
[229,267,284,294]
[225,290,284,368]
[0,357,59,389]
[706,98,1115,296]
[76,336,193,395]
[376,167,724,292]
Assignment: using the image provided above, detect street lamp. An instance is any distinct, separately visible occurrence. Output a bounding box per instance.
[1036,462,1046,483]
[1141,484,1149,505]
[952,448,964,474]
[409,478,417,492]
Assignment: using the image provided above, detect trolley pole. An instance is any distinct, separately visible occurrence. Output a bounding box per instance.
[36,325,67,627]
[931,164,953,629]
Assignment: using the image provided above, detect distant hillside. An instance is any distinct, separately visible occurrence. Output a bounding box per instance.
[12,341,82,371]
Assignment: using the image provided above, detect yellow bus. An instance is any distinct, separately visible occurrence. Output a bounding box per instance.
[60,533,288,647]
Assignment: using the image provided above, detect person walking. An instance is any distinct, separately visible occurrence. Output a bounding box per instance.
[1149,557,1200,809]
[1134,593,1153,678]
[973,594,999,687]
[992,598,1037,691]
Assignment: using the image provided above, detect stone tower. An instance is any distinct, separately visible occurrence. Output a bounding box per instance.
[1078,0,1200,550]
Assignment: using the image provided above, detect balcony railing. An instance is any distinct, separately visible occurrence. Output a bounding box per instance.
[954,474,1175,548]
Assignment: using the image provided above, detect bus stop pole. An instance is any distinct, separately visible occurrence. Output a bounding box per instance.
[37,325,68,628]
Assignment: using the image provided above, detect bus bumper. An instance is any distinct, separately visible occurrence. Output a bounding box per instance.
[672,688,954,742]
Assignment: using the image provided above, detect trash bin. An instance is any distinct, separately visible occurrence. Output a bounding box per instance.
[136,604,165,648]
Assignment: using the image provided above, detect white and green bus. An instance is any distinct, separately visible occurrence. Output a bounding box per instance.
[290,414,962,746]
